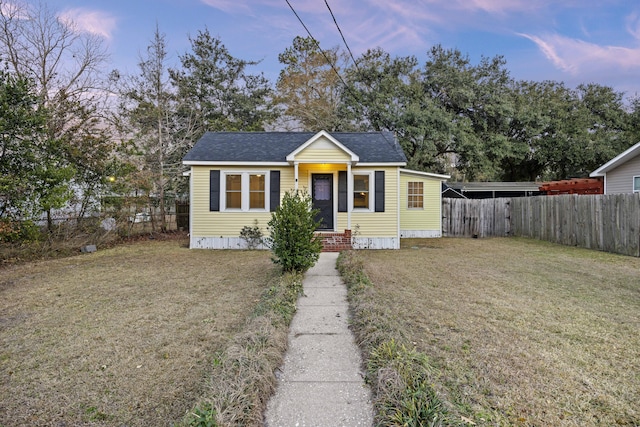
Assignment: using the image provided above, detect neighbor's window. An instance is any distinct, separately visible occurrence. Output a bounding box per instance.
[353,174,370,208]
[249,174,265,208]
[408,181,423,209]
[634,176,640,192]
[226,174,242,209]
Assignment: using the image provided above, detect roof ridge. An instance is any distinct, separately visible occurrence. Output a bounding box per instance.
[184,131,408,164]
[380,130,407,161]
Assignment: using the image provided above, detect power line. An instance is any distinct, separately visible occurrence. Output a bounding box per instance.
[284,0,349,90]
[284,0,378,131]
[324,0,359,71]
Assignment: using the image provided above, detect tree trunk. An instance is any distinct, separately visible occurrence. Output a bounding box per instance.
[46,209,53,232]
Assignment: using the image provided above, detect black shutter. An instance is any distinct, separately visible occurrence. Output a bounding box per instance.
[270,170,280,211]
[375,171,385,212]
[338,171,347,212]
[210,170,220,211]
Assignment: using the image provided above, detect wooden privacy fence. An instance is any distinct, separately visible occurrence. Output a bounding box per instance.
[176,200,189,230]
[443,194,640,257]
[442,198,511,238]
[510,194,640,257]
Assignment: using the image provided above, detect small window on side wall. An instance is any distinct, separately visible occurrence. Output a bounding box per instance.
[634,176,640,192]
[408,181,423,209]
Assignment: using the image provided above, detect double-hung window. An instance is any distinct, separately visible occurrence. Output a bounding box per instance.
[353,173,373,210]
[249,174,265,208]
[407,181,424,209]
[222,172,267,211]
[225,174,242,209]
[634,176,640,193]
[337,170,384,213]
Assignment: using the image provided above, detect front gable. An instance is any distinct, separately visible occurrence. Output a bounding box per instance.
[286,131,359,164]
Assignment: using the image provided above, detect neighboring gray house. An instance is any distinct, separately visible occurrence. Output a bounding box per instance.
[590,142,640,194]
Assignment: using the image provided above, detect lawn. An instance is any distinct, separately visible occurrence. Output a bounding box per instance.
[0,237,276,426]
[347,237,640,426]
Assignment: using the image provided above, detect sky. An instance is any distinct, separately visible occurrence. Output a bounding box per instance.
[37,0,640,100]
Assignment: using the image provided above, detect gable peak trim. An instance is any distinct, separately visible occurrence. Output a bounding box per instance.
[286,130,360,163]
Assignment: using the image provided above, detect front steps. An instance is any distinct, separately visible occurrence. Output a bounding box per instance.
[315,229,352,252]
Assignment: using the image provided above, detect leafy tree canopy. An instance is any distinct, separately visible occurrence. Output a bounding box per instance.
[0,70,74,221]
[275,36,347,131]
[171,28,277,138]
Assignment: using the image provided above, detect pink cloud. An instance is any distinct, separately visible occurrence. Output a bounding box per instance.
[58,8,117,40]
[333,0,436,54]
[626,11,640,41]
[368,0,443,22]
[463,0,539,14]
[520,32,640,75]
[199,0,254,14]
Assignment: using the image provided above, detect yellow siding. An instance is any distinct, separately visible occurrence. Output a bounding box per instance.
[280,167,296,195]
[191,164,400,240]
[338,166,399,237]
[399,173,442,230]
[294,137,353,163]
[191,166,283,238]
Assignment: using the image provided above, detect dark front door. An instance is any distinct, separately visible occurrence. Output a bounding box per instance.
[312,174,334,230]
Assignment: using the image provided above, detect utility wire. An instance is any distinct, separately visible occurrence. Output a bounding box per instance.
[284,0,349,90]
[285,0,377,130]
[324,0,360,71]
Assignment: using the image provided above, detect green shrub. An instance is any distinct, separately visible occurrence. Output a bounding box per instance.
[239,219,264,249]
[267,190,322,273]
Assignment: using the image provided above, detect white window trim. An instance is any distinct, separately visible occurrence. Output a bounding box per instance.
[633,175,640,193]
[407,181,424,210]
[351,171,374,212]
[221,171,270,212]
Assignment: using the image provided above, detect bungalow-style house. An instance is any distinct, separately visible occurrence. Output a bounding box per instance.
[182,131,449,250]
[590,141,640,194]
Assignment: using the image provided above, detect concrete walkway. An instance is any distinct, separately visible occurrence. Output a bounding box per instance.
[264,252,374,426]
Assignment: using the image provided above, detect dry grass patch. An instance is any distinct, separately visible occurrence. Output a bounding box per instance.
[185,273,303,426]
[0,238,276,426]
[345,238,640,426]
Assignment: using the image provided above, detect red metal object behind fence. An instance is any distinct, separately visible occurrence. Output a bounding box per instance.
[538,178,603,195]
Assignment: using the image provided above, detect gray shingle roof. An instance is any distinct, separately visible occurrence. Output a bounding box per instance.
[182,131,407,164]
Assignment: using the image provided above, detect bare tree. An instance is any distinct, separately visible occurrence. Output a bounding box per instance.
[115,26,174,231]
[113,26,198,232]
